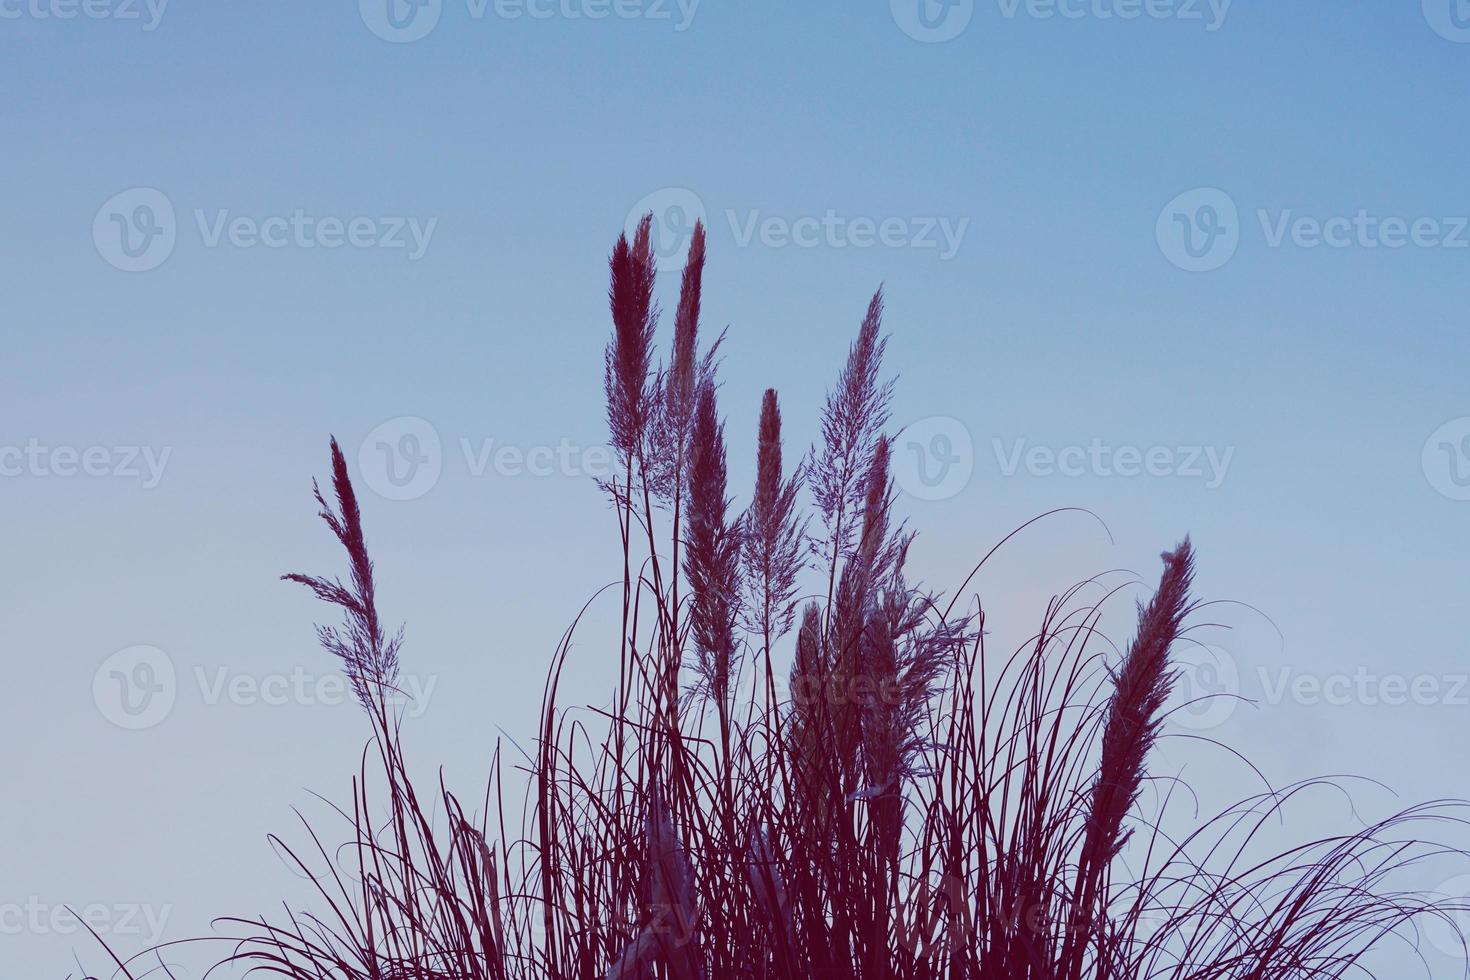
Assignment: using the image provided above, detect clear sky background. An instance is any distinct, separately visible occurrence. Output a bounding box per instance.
[4,2,1470,975]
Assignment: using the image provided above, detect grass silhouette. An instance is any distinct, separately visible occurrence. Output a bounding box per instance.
[87,218,1470,980]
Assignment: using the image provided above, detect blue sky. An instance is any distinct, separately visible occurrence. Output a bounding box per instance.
[4,2,1470,975]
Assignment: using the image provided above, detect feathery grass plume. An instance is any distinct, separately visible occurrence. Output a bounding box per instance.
[852,434,903,582]
[856,594,904,852]
[846,452,968,930]
[209,440,519,980]
[1063,538,1196,979]
[666,220,706,441]
[648,221,720,503]
[605,214,659,467]
[828,436,903,793]
[684,381,742,706]
[789,601,827,716]
[855,557,970,975]
[833,435,900,671]
[785,601,838,835]
[741,388,807,649]
[603,215,662,739]
[812,288,893,604]
[859,545,964,802]
[1085,538,1195,863]
[785,602,829,761]
[282,436,402,714]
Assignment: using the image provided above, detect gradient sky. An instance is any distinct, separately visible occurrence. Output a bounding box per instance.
[4,2,1470,975]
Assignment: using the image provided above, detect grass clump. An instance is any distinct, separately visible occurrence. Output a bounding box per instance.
[90,218,1469,980]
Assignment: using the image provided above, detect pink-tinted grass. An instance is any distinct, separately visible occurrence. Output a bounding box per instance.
[85,220,1470,980]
